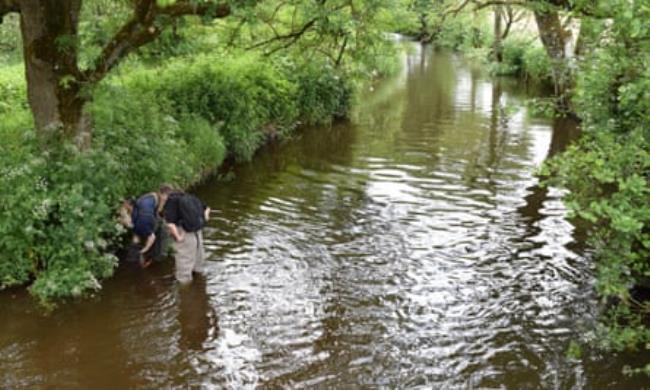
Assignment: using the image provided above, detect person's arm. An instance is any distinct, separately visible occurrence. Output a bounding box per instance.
[167,223,185,242]
[139,233,156,254]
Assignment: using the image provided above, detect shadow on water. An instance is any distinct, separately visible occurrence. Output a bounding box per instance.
[1,43,648,389]
[178,277,218,352]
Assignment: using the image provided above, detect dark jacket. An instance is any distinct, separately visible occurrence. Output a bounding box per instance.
[132,193,158,238]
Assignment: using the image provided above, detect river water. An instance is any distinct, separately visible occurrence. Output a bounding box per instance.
[1,45,647,389]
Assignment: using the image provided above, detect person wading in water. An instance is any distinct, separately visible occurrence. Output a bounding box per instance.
[127,190,169,268]
[160,184,210,284]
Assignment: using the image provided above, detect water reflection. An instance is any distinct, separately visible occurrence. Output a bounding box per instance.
[178,277,216,351]
[1,44,648,389]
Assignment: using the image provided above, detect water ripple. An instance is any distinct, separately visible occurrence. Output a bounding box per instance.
[2,47,646,390]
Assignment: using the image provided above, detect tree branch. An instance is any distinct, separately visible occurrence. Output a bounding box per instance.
[445,0,530,16]
[445,0,472,17]
[247,18,317,51]
[335,34,348,67]
[501,6,516,39]
[84,0,230,84]
[471,0,528,11]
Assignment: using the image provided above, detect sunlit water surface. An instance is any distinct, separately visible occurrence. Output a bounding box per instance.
[1,44,647,389]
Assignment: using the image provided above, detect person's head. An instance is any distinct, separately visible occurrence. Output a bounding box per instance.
[158,183,175,206]
[118,198,135,228]
[122,197,135,209]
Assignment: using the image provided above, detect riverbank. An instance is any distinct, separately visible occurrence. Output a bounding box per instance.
[2,46,646,389]
[390,8,553,87]
[0,53,358,304]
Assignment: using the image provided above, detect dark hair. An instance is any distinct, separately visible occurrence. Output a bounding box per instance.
[159,183,175,195]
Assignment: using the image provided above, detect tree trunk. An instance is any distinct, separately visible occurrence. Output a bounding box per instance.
[534,9,572,108]
[19,0,91,148]
[493,6,503,62]
[574,18,587,57]
[418,13,430,42]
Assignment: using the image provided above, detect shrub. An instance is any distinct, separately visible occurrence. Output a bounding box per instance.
[0,64,27,116]
[0,52,353,304]
[288,61,352,126]
[434,14,487,50]
[118,54,297,161]
[522,45,552,83]
[0,141,123,302]
[490,37,552,83]
[544,2,650,372]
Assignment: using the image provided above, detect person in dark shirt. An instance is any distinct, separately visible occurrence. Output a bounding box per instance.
[129,191,168,267]
[160,184,210,283]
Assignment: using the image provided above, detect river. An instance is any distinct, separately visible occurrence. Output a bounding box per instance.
[1,44,647,389]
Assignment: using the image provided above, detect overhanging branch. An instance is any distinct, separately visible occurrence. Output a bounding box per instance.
[83,0,230,84]
[472,0,528,11]
[445,0,531,16]
[246,18,317,51]
[445,0,602,16]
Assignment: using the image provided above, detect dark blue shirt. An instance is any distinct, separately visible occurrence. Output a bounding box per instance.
[132,194,158,238]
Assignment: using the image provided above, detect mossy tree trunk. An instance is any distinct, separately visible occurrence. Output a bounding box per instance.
[1,0,230,150]
[533,6,573,108]
[19,0,90,148]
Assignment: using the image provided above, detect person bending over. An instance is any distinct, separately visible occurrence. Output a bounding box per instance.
[130,190,168,267]
[160,184,210,283]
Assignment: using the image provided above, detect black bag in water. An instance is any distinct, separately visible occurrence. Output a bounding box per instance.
[178,194,206,233]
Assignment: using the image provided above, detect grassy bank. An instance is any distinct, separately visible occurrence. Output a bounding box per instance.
[0,54,352,304]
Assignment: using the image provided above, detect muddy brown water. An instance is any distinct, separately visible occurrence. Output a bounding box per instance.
[1,45,648,389]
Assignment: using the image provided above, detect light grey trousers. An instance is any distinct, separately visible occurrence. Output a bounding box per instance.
[173,227,205,284]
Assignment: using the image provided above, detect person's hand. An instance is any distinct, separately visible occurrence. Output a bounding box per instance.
[139,233,156,254]
[167,223,184,242]
[139,254,153,268]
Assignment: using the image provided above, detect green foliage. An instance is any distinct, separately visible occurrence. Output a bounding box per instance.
[0,140,44,289]
[287,60,352,126]
[90,86,226,191]
[77,0,132,68]
[0,64,28,117]
[25,148,122,304]
[0,14,21,63]
[490,36,552,83]
[391,2,553,88]
[544,0,650,372]
[491,37,527,75]
[434,13,488,50]
[525,97,558,118]
[521,43,552,82]
[0,52,352,303]
[377,0,421,37]
[0,133,122,300]
[0,0,379,304]
[116,53,351,161]
[388,0,490,50]
[566,340,583,360]
[217,0,401,83]
[548,131,650,296]
[146,54,298,161]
